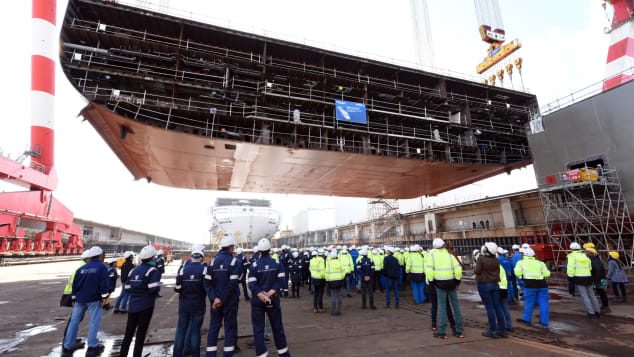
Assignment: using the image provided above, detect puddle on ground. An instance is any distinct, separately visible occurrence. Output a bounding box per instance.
[0,323,59,354]
[0,301,9,305]
[459,289,483,302]
[39,281,62,285]
[547,320,578,333]
[42,332,174,357]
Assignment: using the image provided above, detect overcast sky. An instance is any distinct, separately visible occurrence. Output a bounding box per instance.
[0,0,611,243]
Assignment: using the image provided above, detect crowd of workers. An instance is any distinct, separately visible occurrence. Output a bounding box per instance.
[59,236,629,356]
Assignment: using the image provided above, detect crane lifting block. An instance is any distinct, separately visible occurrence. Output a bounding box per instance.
[477,39,522,74]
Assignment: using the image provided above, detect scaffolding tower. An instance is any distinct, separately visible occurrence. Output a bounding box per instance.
[538,168,634,267]
[367,199,404,245]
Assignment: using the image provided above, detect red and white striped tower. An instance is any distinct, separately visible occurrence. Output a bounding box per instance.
[604,0,634,90]
[31,0,56,175]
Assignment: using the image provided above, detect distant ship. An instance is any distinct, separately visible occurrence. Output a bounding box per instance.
[210,198,280,247]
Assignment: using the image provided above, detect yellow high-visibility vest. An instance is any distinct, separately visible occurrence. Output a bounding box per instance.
[425,248,462,283]
[406,253,425,274]
[566,251,592,278]
[499,265,508,289]
[325,258,345,282]
[514,256,551,280]
[310,256,325,279]
[63,261,86,294]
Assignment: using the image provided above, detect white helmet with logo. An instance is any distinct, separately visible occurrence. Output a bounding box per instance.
[139,245,157,260]
[258,238,272,252]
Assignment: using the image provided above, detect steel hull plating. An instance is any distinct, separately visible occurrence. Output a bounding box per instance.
[80,102,529,198]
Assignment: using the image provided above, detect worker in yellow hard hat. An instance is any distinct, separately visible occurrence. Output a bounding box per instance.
[585,247,610,313]
[607,251,628,303]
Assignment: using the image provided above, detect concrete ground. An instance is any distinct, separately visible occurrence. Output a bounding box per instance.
[1,260,632,357]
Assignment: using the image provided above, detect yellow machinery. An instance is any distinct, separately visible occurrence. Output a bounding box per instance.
[475,0,524,88]
[477,39,522,74]
[210,231,244,251]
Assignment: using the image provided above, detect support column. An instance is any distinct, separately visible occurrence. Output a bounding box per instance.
[501,198,517,228]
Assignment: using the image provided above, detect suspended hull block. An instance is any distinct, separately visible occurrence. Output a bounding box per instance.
[62,0,538,198]
[82,102,528,198]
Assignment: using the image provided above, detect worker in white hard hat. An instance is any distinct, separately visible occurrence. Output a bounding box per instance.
[173,244,207,357]
[514,247,551,327]
[567,242,600,318]
[61,248,95,353]
[475,242,507,338]
[348,245,360,292]
[310,248,326,312]
[203,235,241,356]
[339,249,354,297]
[426,238,464,339]
[150,248,165,298]
[246,244,273,348]
[248,238,291,357]
[496,247,516,305]
[118,245,161,357]
[383,247,400,308]
[62,246,109,357]
[357,248,376,309]
[114,251,136,314]
[371,249,384,293]
[326,250,345,315]
[102,258,119,311]
[235,247,251,302]
[509,244,523,302]
[301,251,311,291]
[154,248,166,279]
[407,245,426,306]
[289,251,303,298]
[279,246,292,297]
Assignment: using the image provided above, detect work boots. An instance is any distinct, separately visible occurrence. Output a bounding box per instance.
[85,344,105,356]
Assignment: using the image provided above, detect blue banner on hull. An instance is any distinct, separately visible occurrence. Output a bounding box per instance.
[335,100,367,124]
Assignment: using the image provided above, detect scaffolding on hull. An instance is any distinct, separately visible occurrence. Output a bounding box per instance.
[538,168,634,267]
[366,199,405,245]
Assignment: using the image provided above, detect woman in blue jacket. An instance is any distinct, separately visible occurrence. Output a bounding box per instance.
[607,252,628,303]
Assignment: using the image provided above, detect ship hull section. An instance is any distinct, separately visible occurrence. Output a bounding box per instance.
[81,102,529,199]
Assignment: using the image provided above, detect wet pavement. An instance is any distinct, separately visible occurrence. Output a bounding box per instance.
[0,260,632,356]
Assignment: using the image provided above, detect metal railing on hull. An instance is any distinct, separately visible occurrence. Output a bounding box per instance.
[64,44,531,140]
[540,66,634,116]
[81,85,531,164]
[115,0,529,92]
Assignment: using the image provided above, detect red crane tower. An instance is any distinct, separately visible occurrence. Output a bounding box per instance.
[603,0,634,90]
[0,0,82,256]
